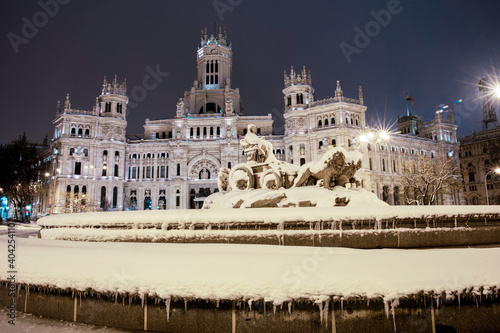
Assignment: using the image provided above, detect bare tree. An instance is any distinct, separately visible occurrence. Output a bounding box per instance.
[401,155,461,205]
[0,134,48,221]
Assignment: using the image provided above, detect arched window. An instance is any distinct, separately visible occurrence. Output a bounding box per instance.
[203,127,207,136]
[78,128,83,136]
[196,127,200,137]
[210,127,214,136]
[325,119,329,126]
[115,151,119,157]
[319,141,323,149]
[217,126,220,136]
[114,164,119,177]
[190,128,194,137]
[66,185,71,192]
[103,150,108,156]
[228,162,231,169]
[70,127,76,136]
[112,187,118,208]
[332,139,336,147]
[102,164,107,177]
[300,158,306,166]
[472,197,479,205]
[318,120,322,128]
[74,185,79,195]
[331,118,335,125]
[177,163,180,176]
[84,129,90,137]
[100,186,106,209]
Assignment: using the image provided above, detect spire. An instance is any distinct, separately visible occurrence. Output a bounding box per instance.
[56,100,61,114]
[335,80,343,97]
[358,86,364,105]
[112,75,118,89]
[93,97,100,113]
[102,76,107,93]
[64,93,71,110]
[302,65,307,79]
[290,66,295,80]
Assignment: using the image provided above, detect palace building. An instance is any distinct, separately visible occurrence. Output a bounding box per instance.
[42,28,463,215]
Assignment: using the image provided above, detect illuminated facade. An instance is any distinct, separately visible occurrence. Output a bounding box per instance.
[43,29,463,215]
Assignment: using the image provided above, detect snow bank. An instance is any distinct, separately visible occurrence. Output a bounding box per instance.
[38,204,500,228]
[1,238,499,305]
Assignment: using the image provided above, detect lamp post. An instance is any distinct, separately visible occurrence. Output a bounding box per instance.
[485,168,500,205]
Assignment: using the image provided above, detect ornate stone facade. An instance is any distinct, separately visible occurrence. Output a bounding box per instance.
[42,29,464,215]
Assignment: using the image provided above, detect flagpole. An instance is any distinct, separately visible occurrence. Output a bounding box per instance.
[406,99,409,117]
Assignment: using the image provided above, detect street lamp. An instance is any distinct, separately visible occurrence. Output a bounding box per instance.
[485,167,500,205]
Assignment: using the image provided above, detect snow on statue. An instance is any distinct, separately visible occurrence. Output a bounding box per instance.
[209,124,380,208]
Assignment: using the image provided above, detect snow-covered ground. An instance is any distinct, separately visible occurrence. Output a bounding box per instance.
[1,238,499,307]
[0,309,128,332]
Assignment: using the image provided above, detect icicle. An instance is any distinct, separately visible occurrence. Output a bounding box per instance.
[141,294,145,308]
[165,297,171,322]
[323,300,329,328]
[341,297,344,311]
[454,216,457,228]
[248,299,253,312]
[318,302,324,325]
[273,304,277,315]
[391,300,398,333]
[115,292,118,304]
[384,300,390,319]
[217,299,220,308]
[288,301,292,314]
[129,295,133,305]
[184,299,188,311]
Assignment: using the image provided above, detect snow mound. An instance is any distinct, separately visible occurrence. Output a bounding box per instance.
[203,186,388,209]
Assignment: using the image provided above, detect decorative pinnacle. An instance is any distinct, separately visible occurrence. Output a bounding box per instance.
[335,80,343,97]
[358,86,364,105]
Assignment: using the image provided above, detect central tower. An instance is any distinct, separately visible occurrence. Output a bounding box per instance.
[179,27,242,116]
[197,26,232,90]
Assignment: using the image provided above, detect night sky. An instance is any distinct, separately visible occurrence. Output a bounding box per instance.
[1,0,500,145]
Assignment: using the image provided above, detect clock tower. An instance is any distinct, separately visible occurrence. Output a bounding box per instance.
[197,26,232,90]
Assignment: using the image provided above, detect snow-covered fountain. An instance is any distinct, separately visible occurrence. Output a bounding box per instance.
[3,124,500,332]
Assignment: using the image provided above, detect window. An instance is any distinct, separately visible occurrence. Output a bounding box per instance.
[318,120,322,128]
[469,172,475,182]
[146,166,151,178]
[319,141,323,149]
[300,158,306,166]
[117,104,122,113]
[102,164,107,176]
[131,167,137,179]
[217,126,220,136]
[84,149,88,157]
[331,139,336,147]
[382,159,386,172]
[70,127,76,136]
[197,128,200,137]
[100,186,106,209]
[190,128,194,138]
[325,119,329,126]
[161,165,166,178]
[74,162,81,175]
[177,163,180,176]
[228,162,231,169]
[74,185,79,195]
[287,96,291,106]
[103,150,108,156]
[115,151,119,157]
[78,128,83,136]
[69,148,74,156]
[113,187,118,208]
[114,164,119,177]
[331,118,335,125]
[203,127,207,136]
[210,127,214,136]
[105,102,111,112]
[85,129,90,137]
[369,158,373,171]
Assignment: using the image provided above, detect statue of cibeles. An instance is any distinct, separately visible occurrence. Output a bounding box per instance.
[240,124,278,163]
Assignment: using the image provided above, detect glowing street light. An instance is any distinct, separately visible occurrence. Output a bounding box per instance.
[485,168,500,205]
[494,85,500,98]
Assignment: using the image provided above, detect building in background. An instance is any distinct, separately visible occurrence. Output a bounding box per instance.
[42,29,463,215]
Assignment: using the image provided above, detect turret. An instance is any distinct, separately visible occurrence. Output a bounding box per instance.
[99,75,128,120]
[282,65,313,112]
